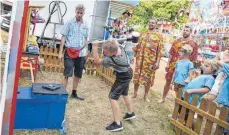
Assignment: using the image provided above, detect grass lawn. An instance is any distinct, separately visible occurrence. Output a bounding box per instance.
[15,60,176,135]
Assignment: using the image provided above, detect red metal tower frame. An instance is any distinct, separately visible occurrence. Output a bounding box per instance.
[1,1,29,135]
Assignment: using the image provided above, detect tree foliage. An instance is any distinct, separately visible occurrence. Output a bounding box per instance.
[128,0,191,31]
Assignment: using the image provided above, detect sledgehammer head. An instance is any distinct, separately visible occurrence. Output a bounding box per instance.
[131,32,140,43]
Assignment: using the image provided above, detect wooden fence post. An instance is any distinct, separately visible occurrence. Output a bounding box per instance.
[193,99,206,134]
[176,92,190,135]
[215,107,229,135]
[185,95,198,129]
[203,101,217,135]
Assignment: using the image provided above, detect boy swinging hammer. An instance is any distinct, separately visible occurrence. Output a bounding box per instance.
[92,37,138,131]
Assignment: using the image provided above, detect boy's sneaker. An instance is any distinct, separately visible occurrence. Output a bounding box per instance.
[106,121,123,132]
[168,114,180,120]
[194,113,198,119]
[168,114,172,119]
[123,112,136,120]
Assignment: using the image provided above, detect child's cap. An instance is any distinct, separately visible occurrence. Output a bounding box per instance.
[181,44,193,55]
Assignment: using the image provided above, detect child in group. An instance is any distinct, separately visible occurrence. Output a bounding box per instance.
[112,30,120,39]
[182,59,217,105]
[175,59,217,120]
[203,50,229,111]
[92,38,136,132]
[214,63,229,135]
[124,28,135,64]
[172,44,195,97]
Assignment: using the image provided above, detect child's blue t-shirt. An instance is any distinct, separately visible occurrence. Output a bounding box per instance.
[182,74,215,104]
[216,64,229,107]
[174,59,194,86]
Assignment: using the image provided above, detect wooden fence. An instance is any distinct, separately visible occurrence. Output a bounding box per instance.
[85,56,116,86]
[39,46,116,86]
[96,64,115,86]
[85,58,96,75]
[39,46,64,73]
[171,88,229,135]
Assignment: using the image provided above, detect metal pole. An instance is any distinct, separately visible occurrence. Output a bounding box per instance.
[0,1,29,134]
[104,10,112,40]
[93,37,128,44]
[0,46,1,97]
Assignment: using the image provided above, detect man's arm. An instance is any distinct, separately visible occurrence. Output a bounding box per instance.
[85,39,89,60]
[165,42,176,71]
[132,33,143,56]
[165,57,172,71]
[85,40,88,51]
[132,44,138,56]
[191,42,199,62]
[59,20,69,59]
[190,42,199,67]
[58,36,66,59]
[154,36,163,70]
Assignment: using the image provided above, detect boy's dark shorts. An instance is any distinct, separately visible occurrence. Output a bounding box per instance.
[109,68,133,100]
[64,51,85,78]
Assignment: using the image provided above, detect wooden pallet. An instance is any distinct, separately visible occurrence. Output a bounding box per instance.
[85,58,96,75]
[39,46,116,85]
[96,65,115,86]
[39,46,64,73]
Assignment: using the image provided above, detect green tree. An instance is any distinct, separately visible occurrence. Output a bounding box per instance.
[128,0,191,32]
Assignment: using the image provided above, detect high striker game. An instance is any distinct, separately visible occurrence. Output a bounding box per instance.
[0,1,29,135]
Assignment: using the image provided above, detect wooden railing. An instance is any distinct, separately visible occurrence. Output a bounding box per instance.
[171,88,229,135]
[96,64,115,86]
[39,46,64,73]
[86,56,115,86]
[39,46,116,86]
[85,58,96,75]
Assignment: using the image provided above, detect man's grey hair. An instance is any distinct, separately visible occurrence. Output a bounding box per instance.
[184,24,193,32]
[76,4,85,10]
[102,38,119,53]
